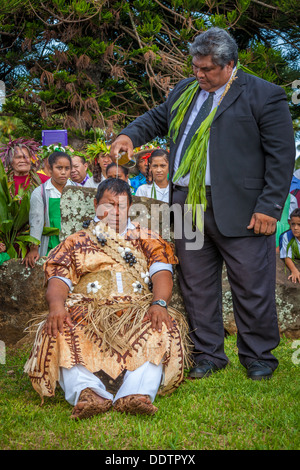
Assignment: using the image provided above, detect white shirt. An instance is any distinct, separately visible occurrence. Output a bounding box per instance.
[85,174,106,188]
[280,231,300,259]
[294,169,300,180]
[136,182,169,203]
[44,178,76,198]
[50,217,172,290]
[29,178,76,256]
[173,69,236,187]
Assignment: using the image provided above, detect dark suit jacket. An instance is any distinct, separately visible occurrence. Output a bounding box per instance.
[121,70,296,236]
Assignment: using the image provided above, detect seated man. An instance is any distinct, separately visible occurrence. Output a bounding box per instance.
[25,179,189,419]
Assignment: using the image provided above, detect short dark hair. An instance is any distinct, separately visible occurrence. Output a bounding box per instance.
[48,151,72,169]
[149,149,169,162]
[72,154,87,165]
[95,178,132,205]
[189,27,238,67]
[290,208,300,220]
[106,162,129,177]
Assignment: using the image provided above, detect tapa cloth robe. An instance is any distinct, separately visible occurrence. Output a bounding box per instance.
[25,223,187,401]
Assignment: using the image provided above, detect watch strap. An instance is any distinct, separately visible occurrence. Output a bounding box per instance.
[151,299,168,309]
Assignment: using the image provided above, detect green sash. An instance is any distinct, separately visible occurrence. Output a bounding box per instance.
[169,63,257,231]
[47,197,61,254]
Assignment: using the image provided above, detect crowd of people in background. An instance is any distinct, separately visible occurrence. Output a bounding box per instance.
[0,137,171,265]
[0,135,299,283]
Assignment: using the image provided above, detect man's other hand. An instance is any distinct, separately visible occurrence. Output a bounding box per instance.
[247,212,277,235]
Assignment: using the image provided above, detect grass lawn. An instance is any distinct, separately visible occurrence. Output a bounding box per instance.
[0,334,299,451]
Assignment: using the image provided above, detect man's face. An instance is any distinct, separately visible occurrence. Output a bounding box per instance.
[11,146,31,175]
[71,156,88,183]
[192,55,234,92]
[94,190,130,233]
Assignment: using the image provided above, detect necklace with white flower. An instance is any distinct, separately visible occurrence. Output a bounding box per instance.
[86,281,102,295]
[84,220,153,292]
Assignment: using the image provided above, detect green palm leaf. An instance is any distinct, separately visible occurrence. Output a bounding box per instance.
[12,192,30,232]
[42,226,60,236]
[16,235,40,245]
[0,187,8,221]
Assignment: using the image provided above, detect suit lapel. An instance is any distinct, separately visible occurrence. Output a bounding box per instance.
[169,70,246,180]
[213,69,245,121]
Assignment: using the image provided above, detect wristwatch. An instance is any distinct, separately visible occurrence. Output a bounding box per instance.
[151,299,168,309]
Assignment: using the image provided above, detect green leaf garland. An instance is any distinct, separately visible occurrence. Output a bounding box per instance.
[169,68,238,231]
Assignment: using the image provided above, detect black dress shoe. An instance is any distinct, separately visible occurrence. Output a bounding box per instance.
[188,360,219,379]
[247,360,273,380]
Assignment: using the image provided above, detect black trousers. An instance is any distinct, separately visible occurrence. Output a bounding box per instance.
[172,187,280,371]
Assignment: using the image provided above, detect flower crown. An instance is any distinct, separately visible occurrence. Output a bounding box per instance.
[85,139,111,162]
[133,141,160,154]
[0,137,40,167]
[38,143,85,161]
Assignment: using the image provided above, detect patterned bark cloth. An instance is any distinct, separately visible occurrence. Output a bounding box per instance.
[24,222,191,402]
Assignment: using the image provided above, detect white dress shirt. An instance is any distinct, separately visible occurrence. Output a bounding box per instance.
[173,69,236,187]
[136,182,169,203]
[85,174,106,188]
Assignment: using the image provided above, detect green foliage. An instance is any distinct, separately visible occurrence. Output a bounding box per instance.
[0,0,299,142]
[0,336,299,449]
[0,160,40,258]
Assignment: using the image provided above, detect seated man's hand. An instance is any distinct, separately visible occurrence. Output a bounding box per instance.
[46,303,73,338]
[144,305,173,333]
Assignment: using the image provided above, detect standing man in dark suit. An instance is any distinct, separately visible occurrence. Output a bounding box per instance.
[110,28,296,380]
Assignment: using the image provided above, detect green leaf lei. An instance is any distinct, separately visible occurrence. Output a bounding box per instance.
[169,67,239,232]
[287,237,300,261]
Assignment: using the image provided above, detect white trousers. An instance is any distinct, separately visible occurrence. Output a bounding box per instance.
[59,362,163,406]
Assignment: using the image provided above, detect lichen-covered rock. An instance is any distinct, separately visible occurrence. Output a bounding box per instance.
[222,255,300,338]
[0,257,48,345]
[59,186,174,241]
[275,254,300,338]
[59,186,96,240]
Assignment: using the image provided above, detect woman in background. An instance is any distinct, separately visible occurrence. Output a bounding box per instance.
[85,141,112,189]
[135,149,169,203]
[0,137,49,195]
